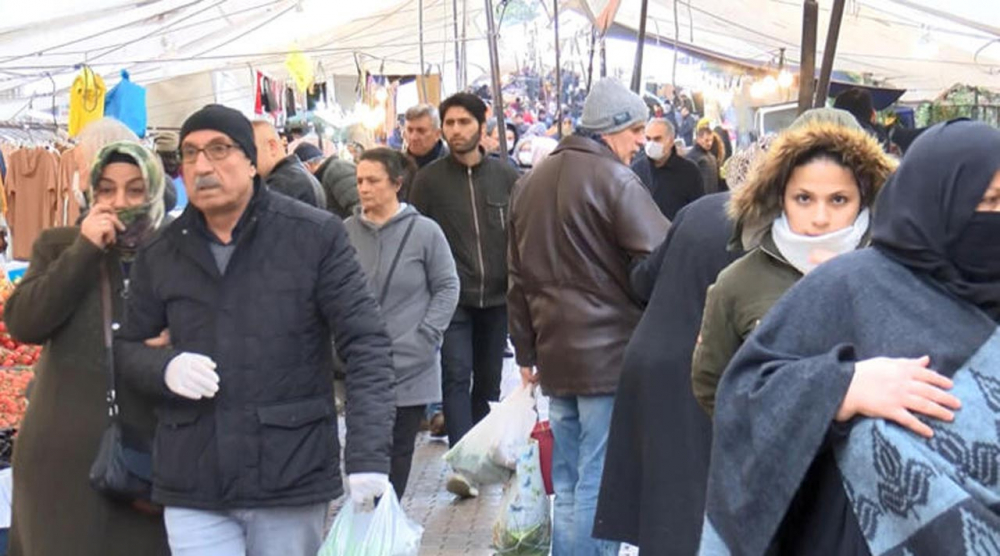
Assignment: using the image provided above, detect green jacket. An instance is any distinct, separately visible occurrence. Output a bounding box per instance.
[691,231,800,415]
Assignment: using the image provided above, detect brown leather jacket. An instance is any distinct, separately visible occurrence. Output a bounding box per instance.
[507,135,670,396]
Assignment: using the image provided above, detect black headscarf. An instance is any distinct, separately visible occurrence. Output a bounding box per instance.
[872,119,1000,320]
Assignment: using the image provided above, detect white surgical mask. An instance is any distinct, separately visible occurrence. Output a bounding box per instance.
[644,141,665,161]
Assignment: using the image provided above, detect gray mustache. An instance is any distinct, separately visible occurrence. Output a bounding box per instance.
[194,176,222,190]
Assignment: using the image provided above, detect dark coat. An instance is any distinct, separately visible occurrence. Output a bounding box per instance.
[266,154,327,209]
[507,135,669,397]
[631,148,706,219]
[686,145,721,194]
[115,187,396,510]
[592,193,739,554]
[5,228,168,556]
[410,150,519,309]
[315,157,359,219]
[701,249,999,555]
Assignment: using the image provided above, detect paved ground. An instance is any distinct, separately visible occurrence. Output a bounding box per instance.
[328,357,640,556]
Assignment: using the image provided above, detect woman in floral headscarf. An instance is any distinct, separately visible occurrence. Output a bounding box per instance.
[5,141,169,556]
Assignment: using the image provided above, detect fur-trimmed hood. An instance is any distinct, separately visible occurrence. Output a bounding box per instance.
[727,120,896,250]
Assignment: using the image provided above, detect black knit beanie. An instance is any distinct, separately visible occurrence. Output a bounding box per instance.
[180,104,257,167]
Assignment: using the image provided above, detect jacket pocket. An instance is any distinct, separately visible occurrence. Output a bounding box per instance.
[256,397,335,492]
[486,200,507,231]
[153,407,203,492]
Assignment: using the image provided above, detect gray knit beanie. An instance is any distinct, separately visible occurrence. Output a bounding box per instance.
[580,78,649,134]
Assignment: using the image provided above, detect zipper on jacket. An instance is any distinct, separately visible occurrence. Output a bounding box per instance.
[467,166,487,308]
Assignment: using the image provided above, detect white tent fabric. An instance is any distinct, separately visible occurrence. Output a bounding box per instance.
[598,0,1000,101]
[0,0,998,118]
[0,0,489,119]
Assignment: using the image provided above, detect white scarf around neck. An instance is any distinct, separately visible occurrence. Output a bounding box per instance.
[771,208,870,275]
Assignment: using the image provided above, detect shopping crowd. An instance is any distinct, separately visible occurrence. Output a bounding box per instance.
[4,72,1000,556]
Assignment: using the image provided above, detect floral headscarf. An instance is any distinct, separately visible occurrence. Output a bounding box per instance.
[87,141,166,260]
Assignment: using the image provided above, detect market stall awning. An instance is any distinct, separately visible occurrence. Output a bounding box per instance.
[587,0,1000,101]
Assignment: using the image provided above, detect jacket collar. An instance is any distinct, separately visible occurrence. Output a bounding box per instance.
[551,134,623,166]
[446,146,489,170]
[171,179,267,279]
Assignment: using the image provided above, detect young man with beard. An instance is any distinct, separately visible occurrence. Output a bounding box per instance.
[409,93,520,498]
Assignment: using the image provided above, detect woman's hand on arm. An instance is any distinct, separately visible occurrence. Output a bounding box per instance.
[836,355,961,438]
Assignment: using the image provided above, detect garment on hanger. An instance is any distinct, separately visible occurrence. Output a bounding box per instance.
[104,69,147,138]
[286,87,297,117]
[57,146,83,226]
[69,67,106,137]
[306,82,328,111]
[261,75,276,113]
[7,148,59,260]
[254,71,264,115]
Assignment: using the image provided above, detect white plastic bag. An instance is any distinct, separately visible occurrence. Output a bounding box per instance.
[318,488,423,556]
[443,384,537,485]
[492,441,552,555]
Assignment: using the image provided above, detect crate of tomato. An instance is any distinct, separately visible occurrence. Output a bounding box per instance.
[0,283,39,461]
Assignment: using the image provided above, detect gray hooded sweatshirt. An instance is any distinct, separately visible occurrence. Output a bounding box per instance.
[344,204,460,407]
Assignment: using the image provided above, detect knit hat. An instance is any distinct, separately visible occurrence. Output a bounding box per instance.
[180,104,257,166]
[580,78,648,134]
[294,142,324,163]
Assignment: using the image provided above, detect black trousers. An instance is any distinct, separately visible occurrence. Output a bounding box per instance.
[389,405,427,498]
[440,305,508,448]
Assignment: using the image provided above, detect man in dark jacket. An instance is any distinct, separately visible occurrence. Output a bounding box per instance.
[403,103,450,171]
[116,104,395,555]
[509,78,669,556]
[252,120,327,208]
[687,126,721,194]
[632,118,705,219]
[298,143,360,220]
[409,93,520,499]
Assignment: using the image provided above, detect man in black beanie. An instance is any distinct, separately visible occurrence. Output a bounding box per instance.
[115,104,396,556]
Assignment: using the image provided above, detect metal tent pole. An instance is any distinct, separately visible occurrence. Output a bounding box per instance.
[484,0,508,156]
[797,0,819,114]
[419,0,428,101]
[630,0,649,93]
[554,0,563,138]
[814,0,846,108]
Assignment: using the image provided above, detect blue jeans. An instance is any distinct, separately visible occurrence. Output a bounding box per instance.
[549,395,621,556]
[163,503,327,556]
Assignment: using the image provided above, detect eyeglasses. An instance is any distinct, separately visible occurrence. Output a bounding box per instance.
[180,143,240,164]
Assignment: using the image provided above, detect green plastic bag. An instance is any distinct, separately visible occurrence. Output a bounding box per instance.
[318,488,423,556]
[492,440,552,555]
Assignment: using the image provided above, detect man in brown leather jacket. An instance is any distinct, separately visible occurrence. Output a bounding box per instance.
[507,78,669,556]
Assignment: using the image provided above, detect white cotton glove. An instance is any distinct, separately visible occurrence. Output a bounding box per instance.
[348,473,390,505]
[164,353,220,400]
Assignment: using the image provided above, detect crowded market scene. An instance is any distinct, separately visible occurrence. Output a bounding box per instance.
[0,0,999,554]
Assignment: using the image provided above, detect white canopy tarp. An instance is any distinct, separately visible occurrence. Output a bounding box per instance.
[597,0,1000,101]
[0,0,998,119]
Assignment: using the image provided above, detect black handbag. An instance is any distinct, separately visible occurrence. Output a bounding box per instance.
[88,263,156,506]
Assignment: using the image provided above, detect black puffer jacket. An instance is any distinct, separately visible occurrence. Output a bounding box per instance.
[409,150,519,308]
[266,154,327,209]
[115,186,395,510]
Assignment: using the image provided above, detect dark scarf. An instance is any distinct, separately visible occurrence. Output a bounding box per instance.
[413,139,444,168]
[871,119,1000,321]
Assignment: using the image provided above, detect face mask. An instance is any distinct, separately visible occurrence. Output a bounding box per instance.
[951,212,1000,283]
[114,205,156,260]
[517,150,533,166]
[771,208,870,275]
[644,141,665,161]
